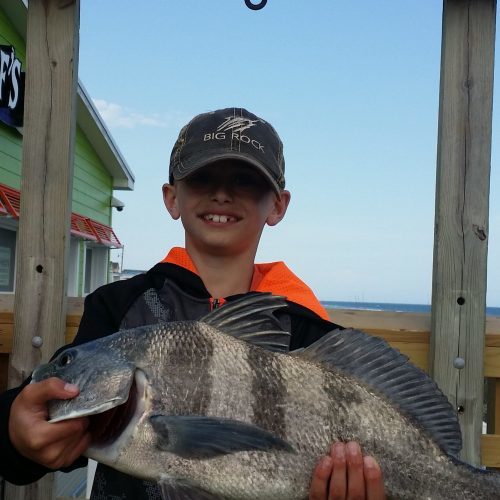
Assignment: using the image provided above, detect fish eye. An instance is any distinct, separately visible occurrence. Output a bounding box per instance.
[58,350,75,367]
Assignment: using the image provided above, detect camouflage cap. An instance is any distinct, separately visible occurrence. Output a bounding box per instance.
[169,107,285,193]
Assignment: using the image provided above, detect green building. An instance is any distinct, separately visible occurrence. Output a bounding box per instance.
[0,0,134,297]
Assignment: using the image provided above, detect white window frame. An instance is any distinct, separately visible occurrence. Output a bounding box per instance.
[84,244,109,295]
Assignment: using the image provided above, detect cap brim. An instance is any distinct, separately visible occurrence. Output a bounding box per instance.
[172,152,282,194]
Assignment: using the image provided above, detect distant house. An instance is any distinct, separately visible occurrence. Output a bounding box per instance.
[0,0,135,297]
[118,268,146,280]
[109,266,146,282]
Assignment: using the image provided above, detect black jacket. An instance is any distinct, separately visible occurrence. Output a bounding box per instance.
[0,262,340,495]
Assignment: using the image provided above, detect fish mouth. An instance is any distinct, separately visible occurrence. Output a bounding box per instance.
[48,397,127,423]
[87,376,139,446]
[86,369,148,459]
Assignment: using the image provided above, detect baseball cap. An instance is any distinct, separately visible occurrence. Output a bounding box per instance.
[169,107,285,193]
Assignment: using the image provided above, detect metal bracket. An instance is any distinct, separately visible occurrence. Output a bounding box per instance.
[245,0,267,10]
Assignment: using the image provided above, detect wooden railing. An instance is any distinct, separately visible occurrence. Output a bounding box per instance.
[0,295,83,392]
[1,295,499,466]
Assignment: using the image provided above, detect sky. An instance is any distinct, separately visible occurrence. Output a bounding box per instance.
[77,1,499,306]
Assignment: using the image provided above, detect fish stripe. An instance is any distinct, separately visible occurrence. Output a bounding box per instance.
[247,344,287,438]
[205,330,254,422]
[161,324,214,415]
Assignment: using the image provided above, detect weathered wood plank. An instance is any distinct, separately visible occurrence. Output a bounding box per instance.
[0,293,84,315]
[3,305,499,364]
[330,309,431,332]
[0,292,82,352]
[330,308,500,332]
[481,434,500,468]
[0,322,13,353]
[430,0,496,466]
[486,378,500,434]
[9,0,81,381]
[485,348,500,379]
[6,1,80,499]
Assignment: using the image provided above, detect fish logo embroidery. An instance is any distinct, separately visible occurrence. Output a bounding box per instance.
[203,115,266,153]
[216,116,261,134]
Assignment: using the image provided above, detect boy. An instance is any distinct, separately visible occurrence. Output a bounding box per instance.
[0,107,385,499]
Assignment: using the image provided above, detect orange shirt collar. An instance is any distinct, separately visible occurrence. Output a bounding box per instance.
[162,247,198,274]
[161,247,329,320]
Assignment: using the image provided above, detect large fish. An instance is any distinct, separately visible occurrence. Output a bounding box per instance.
[32,294,500,499]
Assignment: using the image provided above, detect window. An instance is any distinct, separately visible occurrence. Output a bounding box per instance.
[0,227,16,292]
[84,247,93,294]
[67,239,80,297]
[84,245,109,295]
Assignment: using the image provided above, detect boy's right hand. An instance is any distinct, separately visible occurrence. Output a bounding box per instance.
[9,377,91,469]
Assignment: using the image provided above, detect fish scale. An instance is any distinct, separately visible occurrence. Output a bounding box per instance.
[32,293,500,499]
[204,325,255,423]
[147,323,215,416]
[247,341,287,438]
[139,324,308,499]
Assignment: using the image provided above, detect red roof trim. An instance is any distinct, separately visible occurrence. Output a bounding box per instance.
[87,219,122,248]
[0,184,21,217]
[0,197,8,216]
[70,213,99,242]
[0,183,122,247]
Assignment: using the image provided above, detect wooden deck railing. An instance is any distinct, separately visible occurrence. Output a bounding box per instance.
[0,295,83,393]
[1,295,499,466]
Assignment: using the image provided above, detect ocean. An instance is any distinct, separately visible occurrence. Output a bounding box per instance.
[321,301,500,317]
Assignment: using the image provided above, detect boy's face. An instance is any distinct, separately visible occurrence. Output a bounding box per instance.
[163,160,290,258]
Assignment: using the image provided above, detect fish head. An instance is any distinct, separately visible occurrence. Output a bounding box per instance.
[33,332,157,469]
[32,337,136,424]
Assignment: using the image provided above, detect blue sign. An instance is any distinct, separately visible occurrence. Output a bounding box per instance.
[0,45,24,128]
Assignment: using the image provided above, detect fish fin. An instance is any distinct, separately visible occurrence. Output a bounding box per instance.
[159,478,223,500]
[150,414,295,458]
[296,328,462,456]
[201,292,291,352]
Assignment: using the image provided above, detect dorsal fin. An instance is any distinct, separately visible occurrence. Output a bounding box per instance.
[201,293,290,353]
[295,328,462,456]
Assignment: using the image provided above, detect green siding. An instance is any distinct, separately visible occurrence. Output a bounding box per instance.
[0,5,25,192]
[0,122,22,189]
[0,123,113,226]
[0,7,118,297]
[0,8,26,65]
[0,7,114,227]
[73,126,113,225]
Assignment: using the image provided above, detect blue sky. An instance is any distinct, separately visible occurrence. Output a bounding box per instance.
[78,1,499,306]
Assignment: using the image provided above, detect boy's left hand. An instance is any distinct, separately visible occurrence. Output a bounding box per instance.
[309,441,385,500]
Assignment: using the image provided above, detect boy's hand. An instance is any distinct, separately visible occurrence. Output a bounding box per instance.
[309,441,385,500]
[9,377,91,469]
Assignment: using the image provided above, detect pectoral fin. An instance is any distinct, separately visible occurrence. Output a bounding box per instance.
[150,415,294,458]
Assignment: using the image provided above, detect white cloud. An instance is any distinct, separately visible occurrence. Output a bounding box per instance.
[93,99,167,129]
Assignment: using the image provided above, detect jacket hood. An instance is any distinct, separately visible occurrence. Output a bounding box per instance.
[161,247,329,321]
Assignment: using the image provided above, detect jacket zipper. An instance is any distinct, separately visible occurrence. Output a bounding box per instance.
[210,297,220,310]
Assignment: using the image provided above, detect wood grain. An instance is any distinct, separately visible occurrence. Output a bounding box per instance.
[430,0,496,466]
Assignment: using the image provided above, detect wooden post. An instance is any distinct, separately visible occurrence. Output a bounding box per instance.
[430,0,496,465]
[6,0,80,499]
